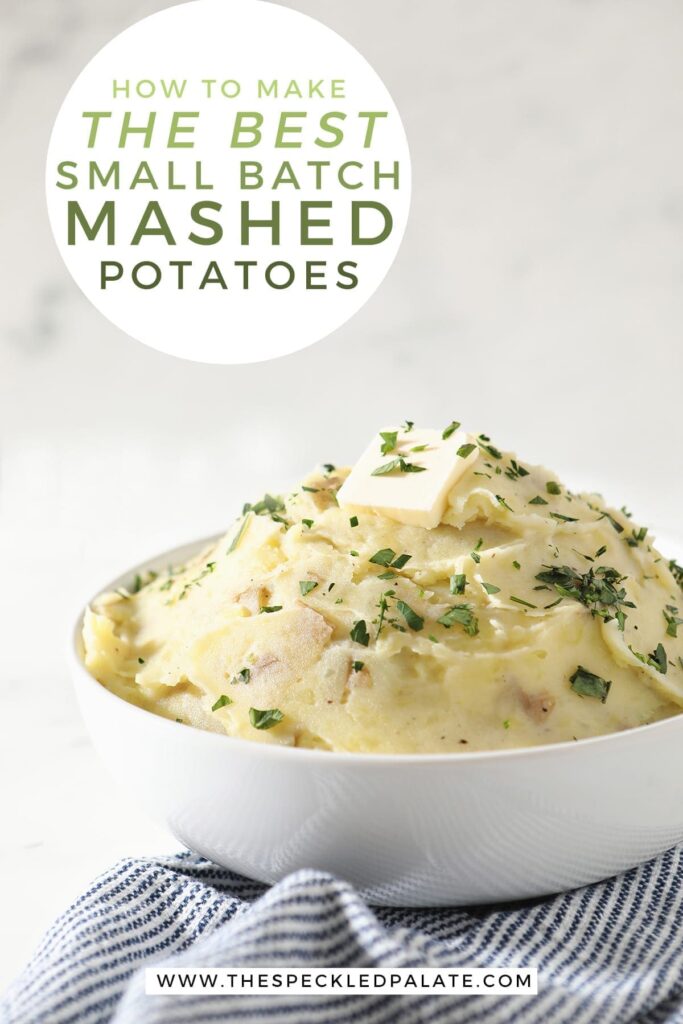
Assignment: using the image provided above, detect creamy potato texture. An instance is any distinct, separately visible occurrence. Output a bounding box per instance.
[83,440,683,753]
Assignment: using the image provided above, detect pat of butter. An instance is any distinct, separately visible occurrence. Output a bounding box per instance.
[337,427,479,529]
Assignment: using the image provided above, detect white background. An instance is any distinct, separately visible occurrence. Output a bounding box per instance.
[1,0,682,989]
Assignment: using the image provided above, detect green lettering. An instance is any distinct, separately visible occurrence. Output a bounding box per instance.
[67,200,115,244]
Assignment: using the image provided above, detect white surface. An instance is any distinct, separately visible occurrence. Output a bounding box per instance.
[1,0,682,989]
[73,538,683,906]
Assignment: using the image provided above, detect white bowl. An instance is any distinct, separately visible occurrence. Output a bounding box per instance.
[71,537,683,907]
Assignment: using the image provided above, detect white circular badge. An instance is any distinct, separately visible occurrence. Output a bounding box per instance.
[46,0,411,364]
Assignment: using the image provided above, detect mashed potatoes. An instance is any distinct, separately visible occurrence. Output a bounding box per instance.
[82,435,683,753]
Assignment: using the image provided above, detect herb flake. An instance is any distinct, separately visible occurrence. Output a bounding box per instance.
[371,456,427,476]
[630,643,668,675]
[396,600,424,631]
[379,430,398,455]
[249,707,284,730]
[450,573,467,595]
[569,666,611,703]
[211,694,234,711]
[350,620,370,646]
[535,563,633,630]
[437,604,479,636]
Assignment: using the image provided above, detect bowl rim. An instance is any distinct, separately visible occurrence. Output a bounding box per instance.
[70,531,683,768]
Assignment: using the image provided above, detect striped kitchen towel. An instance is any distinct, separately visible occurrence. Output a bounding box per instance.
[2,848,683,1024]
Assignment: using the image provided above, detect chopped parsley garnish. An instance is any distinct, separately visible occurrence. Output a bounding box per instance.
[299,581,318,596]
[227,515,250,554]
[595,545,607,559]
[211,694,233,711]
[471,538,483,564]
[249,707,284,730]
[369,549,411,570]
[437,604,479,636]
[510,596,537,609]
[350,550,359,557]
[349,516,359,528]
[350,620,370,646]
[230,668,250,685]
[377,570,397,580]
[369,548,396,566]
[322,464,336,473]
[626,526,648,548]
[301,485,319,493]
[630,643,668,675]
[535,563,633,630]
[374,590,394,638]
[457,442,476,459]
[503,719,511,730]
[411,444,428,452]
[379,430,398,455]
[396,600,424,631]
[450,573,467,595]
[505,460,530,481]
[482,582,501,595]
[546,481,561,495]
[370,458,398,477]
[442,420,461,440]
[477,436,502,459]
[245,493,287,522]
[588,503,625,534]
[512,561,521,571]
[550,512,578,523]
[137,657,145,665]
[259,605,282,614]
[604,512,625,533]
[130,572,154,594]
[569,666,611,703]
[352,661,364,672]
[371,456,426,476]
[496,495,514,512]
[177,561,217,601]
[665,606,683,638]
[670,559,683,590]
[529,495,548,506]
[392,553,412,570]
[402,420,414,432]
[301,519,314,530]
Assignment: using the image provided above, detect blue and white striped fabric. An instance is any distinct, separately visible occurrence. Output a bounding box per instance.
[3,847,683,1024]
